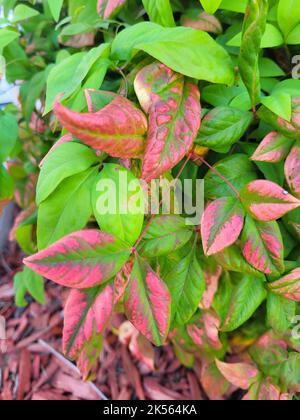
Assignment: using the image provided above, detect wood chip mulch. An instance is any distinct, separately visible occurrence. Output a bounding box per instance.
[0,242,206,401]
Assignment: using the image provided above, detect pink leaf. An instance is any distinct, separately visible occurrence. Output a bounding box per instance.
[215,360,260,390]
[97,0,126,19]
[188,310,222,351]
[268,268,300,301]
[63,285,113,380]
[200,264,222,310]
[54,94,147,158]
[285,144,300,198]
[201,197,244,256]
[23,230,131,289]
[257,378,281,401]
[241,180,300,221]
[134,62,201,181]
[241,216,284,274]
[251,131,293,163]
[124,257,171,346]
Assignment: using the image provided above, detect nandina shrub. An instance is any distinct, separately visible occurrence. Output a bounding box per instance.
[1,0,300,400]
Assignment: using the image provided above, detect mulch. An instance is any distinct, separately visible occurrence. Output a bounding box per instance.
[0,241,206,401]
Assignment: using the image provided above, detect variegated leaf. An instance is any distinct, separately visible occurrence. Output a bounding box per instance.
[54,94,147,158]
[134,62,201,181]
[24,230,131,289]
[187,310,222,351]
[215,360,260,390]
[251,131,294,163]
[182,11,223,34]
[241,215,284,274]
[241,180,300,221]
[201,197,245,256]
[97,0,127,19]
[285,144,300,198]
[63,285,113,380]
[124,257,171,346]
[268,268,300,301]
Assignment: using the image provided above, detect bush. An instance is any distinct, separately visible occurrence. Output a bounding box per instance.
[1,0,300,400]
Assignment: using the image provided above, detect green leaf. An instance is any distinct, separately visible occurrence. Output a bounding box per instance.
[36,142,98,205]
[165,245,205,326]
[12,4,39,23]
[258,58,285,78]
[111,22,234,85]
[0,29,19,52]
[214,245,263,276]
[14,267,45,307]
[238,0,268,108]
[222,275,267,332]
[286,23,300,44]
[261,92,292,122]
[266,293,296,335]
[0,113,18,162]
[195,106,253,153]
[0,164,14,200]
[37,167,97,250]
[200,0,222,14]
[220,0,247,13]
[47,0,64,22]
[277,0,300,39]
[138,215,193,257]
[280,353,300,392]
[227,24,284,48]
[45,44,110,114]
[142,0,175,27]
[92,164,144,246]
[204,154,257,199]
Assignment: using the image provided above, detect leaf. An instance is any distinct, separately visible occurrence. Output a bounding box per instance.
[227,23,284,48]
[45,44,110,114]
[222,274,267,332]
[12,4,39,23]
[277,0,300,39]
[238,0,268,108]
[285,144,300,198]
[36,142,98,205]
[268,268,300,302]
[201,197,245,256]
[187,310,222,351]
[54,94,147,158]
[111,22,234,85]
[215,360,260,390]
[280,353,300,392]
[204,154,257,199]
[286,23,300,44]
[23,230,131,289]
[240,180,300,221]
[0,113,18,162]
[214,245,263,276]
[142,0,175,27]
[134,62,201,180]
[266,293,296,335]
[14,267,45,307]
[220,0,247,13]
[39,134,73,168]
[124,257,171,346]
[251,131,294,163]
[138,215,193,257]
[182,11,223,34]
[261,92,292,122]
[195,106,253,153]
[63,285,113,379]
[92,164,144,246]
[0,29,19,52]
[200,0,222,14]
[47,0,64,22]
[37,167,97,250]
[97,0,127,19]
[241,215,284,275]
[165,245,205,326]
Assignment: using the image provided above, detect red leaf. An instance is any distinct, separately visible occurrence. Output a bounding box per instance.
[134,62,201,181]
[97,0,126,19]
[201,197,244,256]
[188,310,222,351]
[64,285,113,380]
[251,131,293,163]
[54,94,147,158]
[241,180,300,221]
[124,257,171,346]
[241,216,284,274]
[215,360,260,390]
[268,268,300,301]
[285,144,300,198]
[23,230,131,289]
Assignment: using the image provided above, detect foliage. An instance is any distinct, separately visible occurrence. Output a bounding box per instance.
[0,0,300,399]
